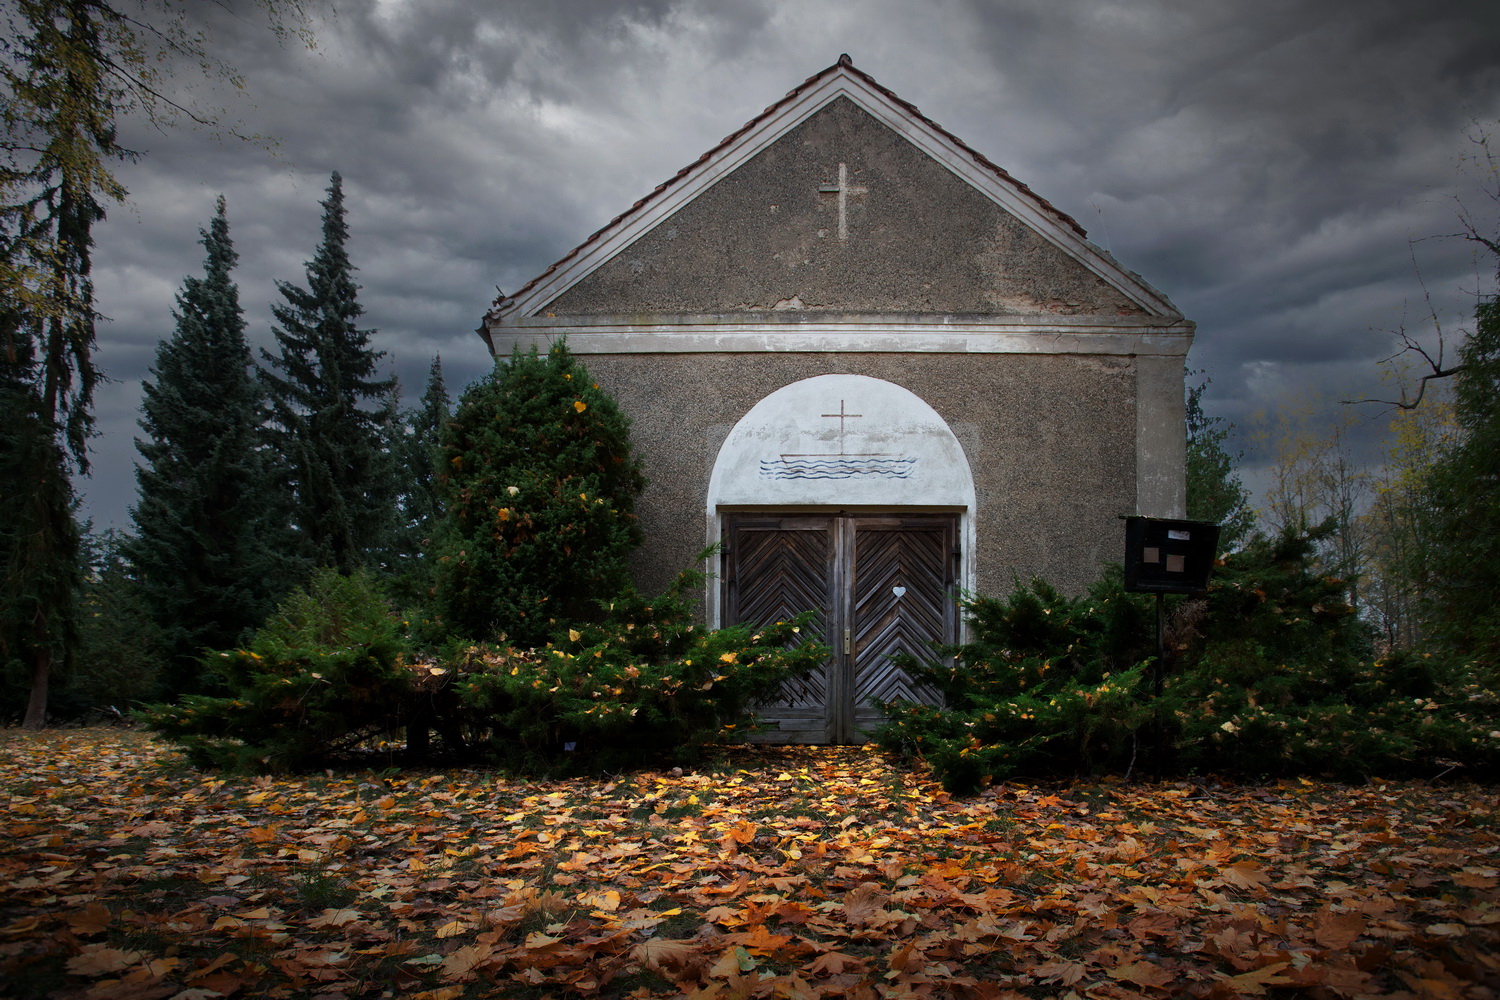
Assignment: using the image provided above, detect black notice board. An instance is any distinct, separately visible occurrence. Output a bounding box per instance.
[1123,517,1220,594]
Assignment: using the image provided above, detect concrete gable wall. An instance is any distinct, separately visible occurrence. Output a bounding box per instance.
[543,97,1143,319]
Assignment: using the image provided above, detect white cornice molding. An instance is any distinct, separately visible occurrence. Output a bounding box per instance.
[484,322,1194,357]
[493,66,1181,324]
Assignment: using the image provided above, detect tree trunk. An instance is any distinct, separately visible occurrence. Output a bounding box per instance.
[23,644,50,730]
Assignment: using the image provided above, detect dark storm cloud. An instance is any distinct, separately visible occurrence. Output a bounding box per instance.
[72,0,1500,530]
[925,0,1500,471]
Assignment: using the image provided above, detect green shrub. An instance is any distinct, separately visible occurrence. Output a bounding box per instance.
[145,563,829,776]
[876,576,1157,792]
[143,568,430,772]
[434,341,645,648]
[454,566,828,774]
[878,527,1500,792]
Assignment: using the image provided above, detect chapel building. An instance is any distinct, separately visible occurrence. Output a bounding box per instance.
[479,56,1194,743]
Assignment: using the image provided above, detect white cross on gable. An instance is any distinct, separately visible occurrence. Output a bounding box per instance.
[817,162,867,241]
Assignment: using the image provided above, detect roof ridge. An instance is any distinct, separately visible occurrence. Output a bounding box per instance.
[489,56,1086,319]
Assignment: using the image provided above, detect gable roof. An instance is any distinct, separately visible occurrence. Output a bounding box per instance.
[486,55,1183,326]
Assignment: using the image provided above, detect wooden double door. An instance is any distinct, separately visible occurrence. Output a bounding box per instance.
[722,513,958,744]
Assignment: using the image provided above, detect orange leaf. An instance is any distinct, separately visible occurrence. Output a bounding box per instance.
[632,937,701,972]
[842,882,890,926]
[810,951,867,976]
[723,819,757,845]
[727,924,793,955]
[307,908,360,929]
[887,939,924,973]
[65,946,141,976]
[67,902,112,935]
[1313,907,1364,950]
[1454,871,1498,889]
[1209,962,1292,997]
[1,917,40,936]
[1032,958,1087,986]
[1109,960,1175,989]
[440,942,493,979]
[581,889,621,913]
[1216,860,1270,892]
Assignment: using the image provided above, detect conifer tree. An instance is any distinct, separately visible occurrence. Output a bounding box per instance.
[0,325,81,724]
[0,2,117,727]
[1424,288,1500,661]
[385,356,450,600]
[71,528,162,713]
[128,198,280,696]
[261,172,399,576]
[1,0,311,726]
[435,343,645,647]
[1185,375,1254,552]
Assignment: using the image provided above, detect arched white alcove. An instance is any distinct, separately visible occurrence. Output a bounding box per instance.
[706,374,976,625]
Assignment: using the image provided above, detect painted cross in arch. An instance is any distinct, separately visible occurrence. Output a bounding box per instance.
[822,399,862,455]
[780,399,894,460]
[817,163,867,241]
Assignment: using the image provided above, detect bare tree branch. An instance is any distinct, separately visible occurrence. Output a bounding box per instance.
[1344,241,1467,409]
[1347,120,1498,412]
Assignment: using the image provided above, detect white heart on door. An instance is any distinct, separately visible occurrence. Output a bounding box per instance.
[892,586,906,598]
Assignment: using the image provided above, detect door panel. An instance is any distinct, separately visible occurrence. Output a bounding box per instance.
[850,518,953,737]
[722,516,839,742]
[724,513,955,744]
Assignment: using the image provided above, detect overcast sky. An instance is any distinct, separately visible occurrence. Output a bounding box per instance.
[71,0,1500,533]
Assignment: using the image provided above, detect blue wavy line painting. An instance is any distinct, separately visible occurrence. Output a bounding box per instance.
[760,457,918,480]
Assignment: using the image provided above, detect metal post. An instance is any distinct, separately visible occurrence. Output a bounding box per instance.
[1154,591,1165,779]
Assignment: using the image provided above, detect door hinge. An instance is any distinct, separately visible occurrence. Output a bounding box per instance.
[844,628,851,654]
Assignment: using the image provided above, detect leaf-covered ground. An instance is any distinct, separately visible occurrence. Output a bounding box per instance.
[0,730,1496,1000]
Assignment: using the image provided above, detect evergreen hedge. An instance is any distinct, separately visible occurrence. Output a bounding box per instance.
[144,565,827,775]
[877,527,1500,793]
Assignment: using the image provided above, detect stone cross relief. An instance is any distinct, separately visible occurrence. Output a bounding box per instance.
[817,163,867,241]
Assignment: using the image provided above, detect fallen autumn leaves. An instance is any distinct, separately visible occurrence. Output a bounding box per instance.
[1,730,1496,999]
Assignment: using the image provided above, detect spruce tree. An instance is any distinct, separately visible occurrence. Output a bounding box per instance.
[435,343,645,647]
[385,356,450,601]
[261,172,399,575]
[70,528,162,714]
[1425,288,1500,661]
[1,1,313,726]
[128,198,279,696]
[1185,374,1255,553]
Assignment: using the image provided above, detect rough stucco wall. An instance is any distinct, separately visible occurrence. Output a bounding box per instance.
[544,97,1142,318]
[1135,353,1188,518]
[577,352,1137,603]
